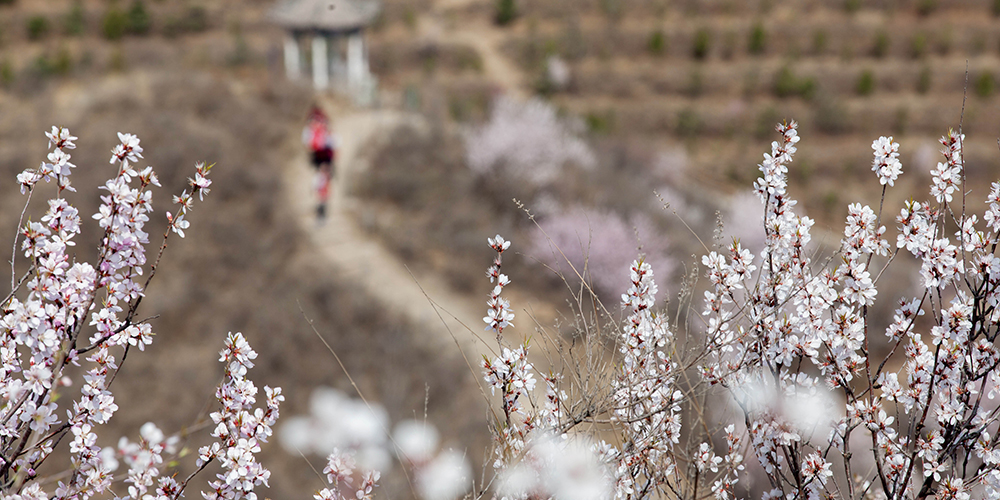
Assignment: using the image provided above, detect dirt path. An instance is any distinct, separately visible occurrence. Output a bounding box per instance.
[281,0,558,376]
[284,107,555,373]
[286,109,471,351]
[417,2,526,99]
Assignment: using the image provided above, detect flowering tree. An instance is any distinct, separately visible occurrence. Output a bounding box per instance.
[0,128,283,500]
[695,123,1000,500]
[528,206,675,299]
[480,121,1000,500]
[464,97,596,187]
[10,115,1000,500]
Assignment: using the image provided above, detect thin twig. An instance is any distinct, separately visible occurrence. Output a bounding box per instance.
[2,267,34,308]
[10,190,33,292]
[296,302,417,496]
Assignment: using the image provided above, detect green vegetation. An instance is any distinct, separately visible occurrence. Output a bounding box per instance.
[402,8,417,30]
[773,65,815,99]
[935,30,952,56]
[755,106,780,139]
[0,60,13,86]
[585,110,614,134]
[600,0,623,21]
[823,191,839,214]
[163,6,208,37]
[676,108,702,137]
[748,22,766,55]
[127,0,151,36]
[812,30,827,55]
[102,6,127,40]
[27,15,48,41]
[917,66,932,94]
[872,31,889,58]
[976,71,995,98]
[227,22,251,66]
[686,69,703,97]
[790,157,813,183]
[893,106,909,136]
[844,0,861,13]
[647,29,666,56]
[29,50,74,77]
[692,28,711,60]
[32,53,54,77]
[813,96,849,135]
[994,0,1000,16]
[64,1,85,36]
[109,48,126,71]
[910,33,928,59]
[972,33,987,55]
[495,0,517,26]
[856,69,875,96]
[916,0,936,16]
[54,47,72,75]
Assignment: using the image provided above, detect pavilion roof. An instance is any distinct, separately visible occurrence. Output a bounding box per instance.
[270,0,381,32]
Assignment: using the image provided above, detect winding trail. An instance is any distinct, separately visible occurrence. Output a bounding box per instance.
[282,0,557,374]
[283,106,553,371]
[416,6,526,100]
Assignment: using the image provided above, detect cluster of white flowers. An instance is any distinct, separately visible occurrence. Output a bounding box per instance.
[0,127,280,500]
[605,259,686,497]
[930,130,964,204]
[680,121,1000,499]
[498,434,610,500]
[480,236,709,500]
[280,387,391,472]
[388,419,472,500]
[484,235,515,336]
[312,450,379,500]
[478,236,616,500]
[872,135,903,187]
[481,234,539,471]
[115,422,181,498]
[472,118,1000,500]
[16,112,1000,500]
[197,332,282,500]
[280,389,471,500]
[277,388,393,500]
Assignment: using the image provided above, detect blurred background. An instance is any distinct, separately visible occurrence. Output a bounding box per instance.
[1,0,999,498]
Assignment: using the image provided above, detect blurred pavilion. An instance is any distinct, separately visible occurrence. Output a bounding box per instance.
[271,0,380,104]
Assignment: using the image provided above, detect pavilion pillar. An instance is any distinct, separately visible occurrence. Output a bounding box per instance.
[312,34,329,89]
[283,32,300,79]
[347,31,365,89]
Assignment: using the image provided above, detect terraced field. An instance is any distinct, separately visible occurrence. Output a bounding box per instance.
[369,0,1000,230]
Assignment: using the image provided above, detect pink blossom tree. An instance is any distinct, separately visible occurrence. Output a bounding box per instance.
[528,206,675,300]
[464,97,596,187]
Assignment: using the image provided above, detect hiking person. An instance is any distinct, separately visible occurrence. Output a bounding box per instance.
[314,163,332,220]
[304,107,336,170]
[303,106,338,219]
